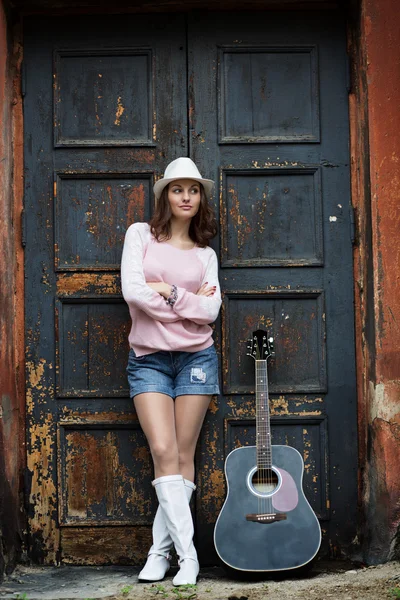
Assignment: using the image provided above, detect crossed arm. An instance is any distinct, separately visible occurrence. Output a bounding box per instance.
[121,224,221,325]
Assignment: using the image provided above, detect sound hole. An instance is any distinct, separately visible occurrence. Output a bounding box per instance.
[252,468,279,494]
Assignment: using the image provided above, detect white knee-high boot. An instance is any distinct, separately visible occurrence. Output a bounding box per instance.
[138,479,196,582]
[152,475,200,586]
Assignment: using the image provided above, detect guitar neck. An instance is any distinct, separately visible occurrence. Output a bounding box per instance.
[255,359,272,470]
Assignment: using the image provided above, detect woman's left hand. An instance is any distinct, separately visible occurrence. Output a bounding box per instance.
[147,282,172,299]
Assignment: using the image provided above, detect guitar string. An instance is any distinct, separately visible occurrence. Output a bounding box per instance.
[257,360,263,516]
[256,360,261,517]
[254,335,274,518]
[260,360,268,516]
[256,359,271,516]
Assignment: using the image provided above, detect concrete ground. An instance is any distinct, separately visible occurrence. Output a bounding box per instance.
[0,560,399,600]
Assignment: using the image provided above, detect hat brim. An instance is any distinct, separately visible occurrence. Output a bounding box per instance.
[153,177,214,201]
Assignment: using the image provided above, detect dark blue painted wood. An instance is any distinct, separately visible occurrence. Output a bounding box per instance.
[23,13,188,563]
[23,9,358,565]
[189,10,358,564]
[214,445,321,571]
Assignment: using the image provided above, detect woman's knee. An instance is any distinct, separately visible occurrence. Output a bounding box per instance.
[150,440,179,466]
[178,449,195,472]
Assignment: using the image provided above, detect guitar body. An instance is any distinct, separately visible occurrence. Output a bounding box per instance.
[214,444,321,572]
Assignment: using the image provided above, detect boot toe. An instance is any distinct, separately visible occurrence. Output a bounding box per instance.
[138,554,170,582]
[172,558,199,586]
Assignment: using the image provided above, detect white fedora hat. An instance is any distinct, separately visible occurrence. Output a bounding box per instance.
[153,157,214,201]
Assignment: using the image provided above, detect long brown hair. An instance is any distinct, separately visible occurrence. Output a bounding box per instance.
[149,183,218,247]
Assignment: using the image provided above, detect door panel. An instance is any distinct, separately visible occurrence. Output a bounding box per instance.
[188,10,357,563]
[24,13,187,564]
[25,10,357,565]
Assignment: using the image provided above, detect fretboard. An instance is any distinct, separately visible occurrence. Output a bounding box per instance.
[255,360,272,469]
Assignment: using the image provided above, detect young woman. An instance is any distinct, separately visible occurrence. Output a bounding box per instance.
[121,157,221,586]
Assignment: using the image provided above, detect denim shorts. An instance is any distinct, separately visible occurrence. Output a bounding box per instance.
[126,344,220,399]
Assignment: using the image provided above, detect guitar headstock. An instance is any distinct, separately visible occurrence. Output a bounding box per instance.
[247,329,275,361]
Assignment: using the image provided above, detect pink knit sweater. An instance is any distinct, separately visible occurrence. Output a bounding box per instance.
[121,223,222,357]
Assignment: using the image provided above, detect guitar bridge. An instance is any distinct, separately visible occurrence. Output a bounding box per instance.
[246,512,287,524]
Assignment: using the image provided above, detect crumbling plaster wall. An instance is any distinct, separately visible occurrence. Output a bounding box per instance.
[349,0,400,564]
[0,0,24,583]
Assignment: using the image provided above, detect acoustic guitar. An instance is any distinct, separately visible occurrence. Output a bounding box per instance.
[214,329,321,572]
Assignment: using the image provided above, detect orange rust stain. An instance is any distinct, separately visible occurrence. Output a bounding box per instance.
[65,429,153,522]
[27,357,47,389]
[244,314,273,333]
[60,408,138,424]
[208,396,219,414]
[294,397,323,405]
[28,413,60,561]
[126,183,145,226]
[201,466,225,521]
[270,395,289,415]
[228,185,252,256]
[57,273,120,296]
[200,424,225,521]
[226,398,255,418]
[219,171,228,256]
[26,358,53,412]
[54,243,59,269]
[135,149,155,164]
[153,108,157,140]
[66,439,86,518]
[61,526,152,565]
[114,96,125,126]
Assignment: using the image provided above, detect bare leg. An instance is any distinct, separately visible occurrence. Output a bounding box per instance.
[134,392,179,478]
[174,395,212,482]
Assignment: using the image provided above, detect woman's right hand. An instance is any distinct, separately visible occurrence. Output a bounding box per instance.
[196,283,216,296]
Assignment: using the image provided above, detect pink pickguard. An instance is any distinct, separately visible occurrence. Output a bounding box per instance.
[272,468,299,512]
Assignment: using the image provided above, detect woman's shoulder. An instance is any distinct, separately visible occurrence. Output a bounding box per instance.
[196,244,217,256]
[126,221,150,234]
[125,222,151,241]
[195,244,218,267]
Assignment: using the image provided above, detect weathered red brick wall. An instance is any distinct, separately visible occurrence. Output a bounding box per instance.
[349,0,400,563]
[0,0,24,582]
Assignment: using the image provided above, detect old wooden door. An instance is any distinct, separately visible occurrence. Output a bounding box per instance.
[24,10,357,565]
[190,11,357,563]
[24,13,188,564]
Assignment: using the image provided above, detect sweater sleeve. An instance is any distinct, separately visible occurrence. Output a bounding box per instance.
[172,248,222,325]
[121,223,183,323]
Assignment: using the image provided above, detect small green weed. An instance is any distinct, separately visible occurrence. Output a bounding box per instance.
[121,585,133,596]
[171,584,197,600]
[121,584,134,595]
[153,583,169,598]
[15,595,29,600]
[389,588,400,599]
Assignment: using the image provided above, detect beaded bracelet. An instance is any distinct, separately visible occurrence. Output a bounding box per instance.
[165,284,178,307]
